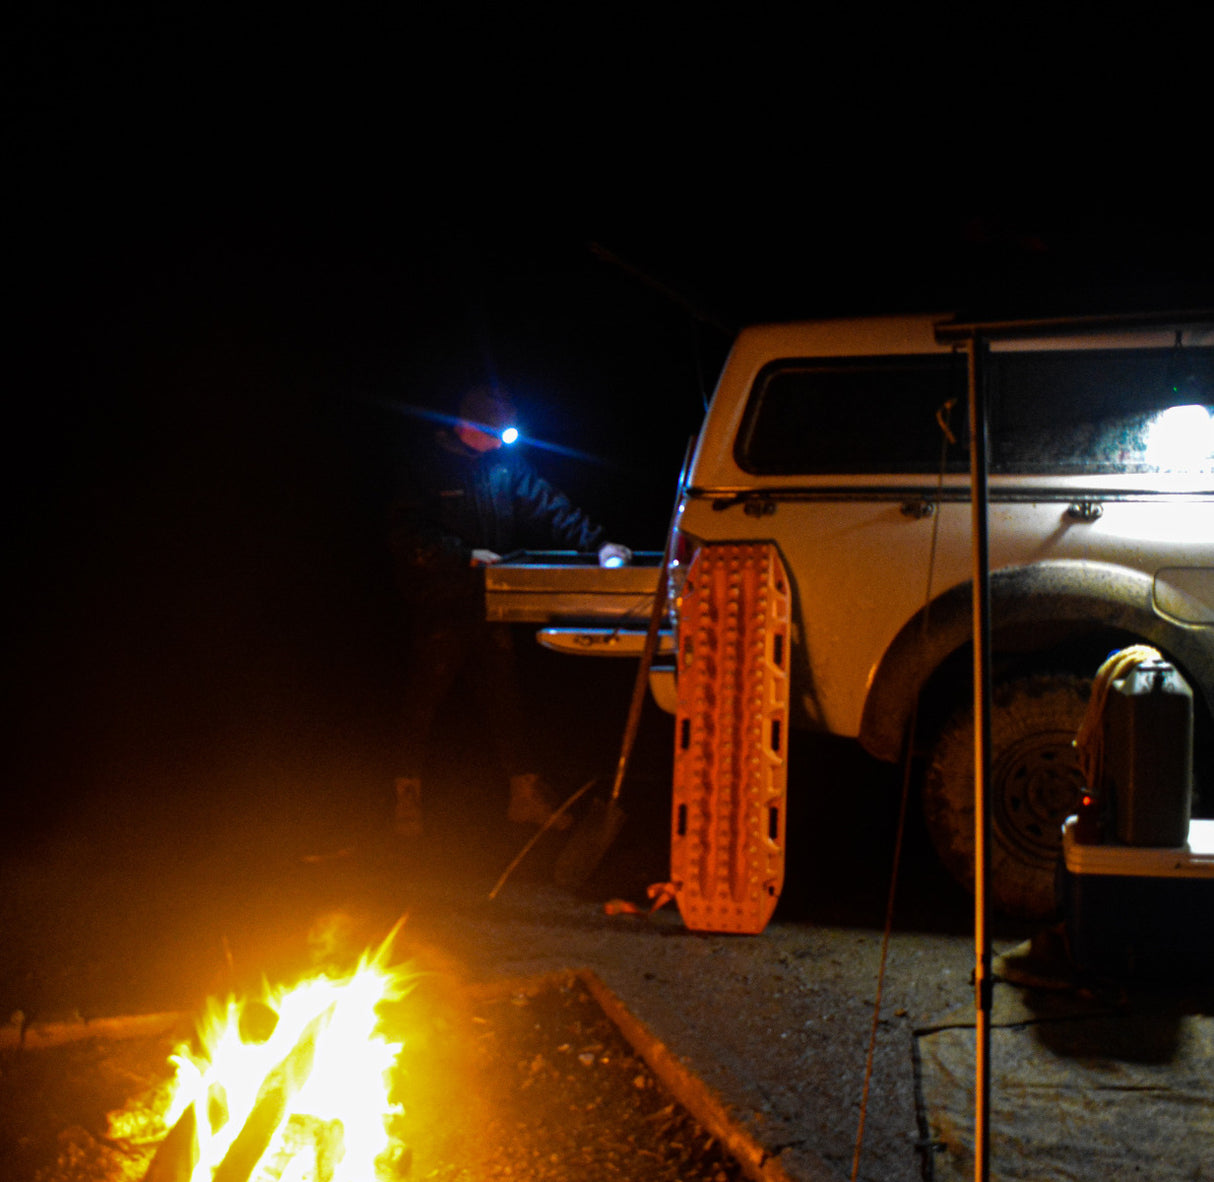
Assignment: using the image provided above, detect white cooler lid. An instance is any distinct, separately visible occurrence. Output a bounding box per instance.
[1063,817,1214,878]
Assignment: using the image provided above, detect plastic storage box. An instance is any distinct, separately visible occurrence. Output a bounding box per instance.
[1060,817,1214,979]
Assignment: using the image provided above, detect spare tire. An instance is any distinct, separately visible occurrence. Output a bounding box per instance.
[923,674,1091,920]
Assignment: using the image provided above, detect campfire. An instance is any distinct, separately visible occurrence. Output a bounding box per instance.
[3,940,756,1182]
[149,926,411,1182]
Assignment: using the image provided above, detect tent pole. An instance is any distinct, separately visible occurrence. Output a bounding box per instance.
[966,335,994,1182]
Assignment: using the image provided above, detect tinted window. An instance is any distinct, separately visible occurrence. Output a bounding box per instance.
[736,346,1214,477]
[736,356,969,475]
[989,346,1214,474]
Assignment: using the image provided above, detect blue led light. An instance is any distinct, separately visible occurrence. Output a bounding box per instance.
[500,426,520,445]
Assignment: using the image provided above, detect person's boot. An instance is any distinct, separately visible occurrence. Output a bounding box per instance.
[507,773,572,829]
[393,777,423,838]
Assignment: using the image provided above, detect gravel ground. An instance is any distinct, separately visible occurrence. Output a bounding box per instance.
[399,975,747,1182]
[0,975,748,1182]
[0,652,1035,1182]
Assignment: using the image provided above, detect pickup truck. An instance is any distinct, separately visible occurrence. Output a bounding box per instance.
[489,312,1214,918]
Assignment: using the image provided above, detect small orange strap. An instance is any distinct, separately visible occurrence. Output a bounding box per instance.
[604,882,677,918]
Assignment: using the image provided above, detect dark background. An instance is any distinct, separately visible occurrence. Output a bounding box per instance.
[8,10,1214,858]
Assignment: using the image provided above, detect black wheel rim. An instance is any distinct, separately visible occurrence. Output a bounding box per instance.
[992,730,1086,867]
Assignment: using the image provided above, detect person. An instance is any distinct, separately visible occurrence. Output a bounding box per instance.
[387,385,632,837]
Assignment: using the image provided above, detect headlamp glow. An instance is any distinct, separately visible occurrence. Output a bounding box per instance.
[500,426,520,445]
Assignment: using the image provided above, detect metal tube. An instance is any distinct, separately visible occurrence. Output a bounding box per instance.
[966,335,993,1182]
[936,308,1213,342]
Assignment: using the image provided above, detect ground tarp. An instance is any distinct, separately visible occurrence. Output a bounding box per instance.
[915,982,1214,1181]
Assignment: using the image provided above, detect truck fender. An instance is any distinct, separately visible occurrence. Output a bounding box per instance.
[859,560,1214,763]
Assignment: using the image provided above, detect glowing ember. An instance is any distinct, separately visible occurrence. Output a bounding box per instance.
[161,928,410,1182]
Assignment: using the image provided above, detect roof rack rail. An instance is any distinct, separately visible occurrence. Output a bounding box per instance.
[936,308,1214,343]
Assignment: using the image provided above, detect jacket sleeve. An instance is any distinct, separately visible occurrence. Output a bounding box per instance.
[510,460,607,552]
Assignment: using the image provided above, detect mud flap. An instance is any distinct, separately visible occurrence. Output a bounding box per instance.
[671,542,791,934]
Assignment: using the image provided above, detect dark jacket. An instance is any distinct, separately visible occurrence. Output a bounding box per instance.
[389,430,607,610]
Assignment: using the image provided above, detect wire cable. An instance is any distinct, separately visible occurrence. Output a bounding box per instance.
[851,397,956,1180]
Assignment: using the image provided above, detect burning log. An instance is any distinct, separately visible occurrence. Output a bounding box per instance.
[144,1103,197,1182]
[144,928,410,1182]
[144,1006,329,1182]
[210,1006,329,1182]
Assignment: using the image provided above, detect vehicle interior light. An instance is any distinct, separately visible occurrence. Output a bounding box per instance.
[1144,404,1214,471]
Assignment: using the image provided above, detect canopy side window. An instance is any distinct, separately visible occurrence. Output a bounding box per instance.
[735,355,970,476]
[989,346,1214,475]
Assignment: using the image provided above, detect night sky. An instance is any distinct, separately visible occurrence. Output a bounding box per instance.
[9,11,1213,847]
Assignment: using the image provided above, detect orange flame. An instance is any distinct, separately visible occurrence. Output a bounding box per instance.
[163,925,410,1181]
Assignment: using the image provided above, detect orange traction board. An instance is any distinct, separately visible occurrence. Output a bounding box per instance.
[670,542,790,934]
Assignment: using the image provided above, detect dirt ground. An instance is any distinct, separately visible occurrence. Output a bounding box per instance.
[0,724,987,1182]
[0,657,970,1182]
[0,975,746,1182]
[3,647,1210,1182]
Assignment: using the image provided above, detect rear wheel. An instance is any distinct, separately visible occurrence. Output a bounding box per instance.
[922,674,1091,920]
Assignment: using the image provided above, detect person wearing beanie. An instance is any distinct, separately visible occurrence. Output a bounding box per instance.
[388,386,631,837]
